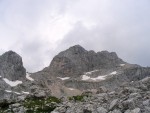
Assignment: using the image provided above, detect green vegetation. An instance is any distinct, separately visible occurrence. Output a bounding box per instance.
[69,95,85,101]
[0,96,61,113]
[68,94,90,102]
[23,96,61,113]
[0,94,92,112]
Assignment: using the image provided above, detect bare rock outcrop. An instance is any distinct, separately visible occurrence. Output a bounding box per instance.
[49,45,124,77]
[0,51,26,80]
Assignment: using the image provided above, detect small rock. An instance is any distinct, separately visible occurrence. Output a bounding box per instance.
[97,86,107,93]
[51,111,60,113]
[125,108,141,113]
[143,99,150,106]
[109,109,122,113]
[129,93,139,98]
[18,106,25,113]
[11,103,21,108]
[124,109,131,113]
[144,106,150,113]
[109,99,118,110]
[34,90,46,97]
[122,98,135,110]
[131,108,141,113]
[97,107,107,113]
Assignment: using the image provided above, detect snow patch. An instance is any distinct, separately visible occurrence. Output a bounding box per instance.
[3,78,22,87]
[5,90,30,95]
[22,91,30,95]
[68,88,75,90]
[26,73,34,81]
[5,90,12,93]
[110,71,117,75]
[90,76,106,81]
[82,75,90,80]
[85,70,99,75]
[57,77,70,80]
[120,64,125,66]
[14,92,21,95]
[82,75,106,81]
[0,76,2,78]
[82,69,107,81]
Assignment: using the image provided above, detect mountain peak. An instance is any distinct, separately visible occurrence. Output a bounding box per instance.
[49,45,124,77]
[58,45,86,57]
[69,45,85,50]
[0,50,26,80]
[2,50,21,60]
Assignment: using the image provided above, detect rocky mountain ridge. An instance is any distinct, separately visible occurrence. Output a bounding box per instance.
[0,45,149,113]
[48,45,125,77]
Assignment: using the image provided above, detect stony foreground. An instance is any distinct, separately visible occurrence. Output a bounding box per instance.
[52,77,150,113]
[1,77,149,113]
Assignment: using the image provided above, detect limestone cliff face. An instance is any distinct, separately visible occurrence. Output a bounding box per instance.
[64,66,150,90]
[0,51,50,102]
[0,51,26,101]
[49,45,124,77]
[0,51,26,80]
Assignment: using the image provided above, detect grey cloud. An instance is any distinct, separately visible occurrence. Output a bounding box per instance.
[57,12,150,67]
[1,0,150,72]
[0,0,71,72]
[10,38,55,72]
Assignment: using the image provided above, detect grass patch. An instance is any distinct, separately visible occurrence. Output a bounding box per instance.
[68,94,90,102]
[23,96,61,113]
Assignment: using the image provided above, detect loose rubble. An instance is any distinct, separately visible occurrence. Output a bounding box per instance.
[52,77,150,113]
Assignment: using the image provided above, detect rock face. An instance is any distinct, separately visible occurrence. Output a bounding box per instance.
[0,51,26,80]
[0,45,150,113]
[0,51,52,113]
[32,45,150,97]
[31,45,127,97]
[0,51,27,101]
[49,45,124,77]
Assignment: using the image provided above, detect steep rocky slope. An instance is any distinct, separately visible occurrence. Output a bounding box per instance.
[0,51,27,102]
[31,45,149,97]
[0,51,50,104]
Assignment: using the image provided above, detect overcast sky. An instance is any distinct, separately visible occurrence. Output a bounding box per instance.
[0,0,150,72]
